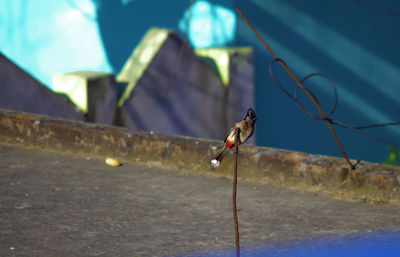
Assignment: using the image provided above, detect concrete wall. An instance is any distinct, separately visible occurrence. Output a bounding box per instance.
[1,109,399,204]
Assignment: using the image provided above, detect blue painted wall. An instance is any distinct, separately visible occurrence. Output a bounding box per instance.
[0,0,112,88]
[1,0,399,162]
[235,0,400,162]
[94,0,236,72]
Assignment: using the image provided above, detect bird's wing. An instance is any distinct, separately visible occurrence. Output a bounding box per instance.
[224,126,235,143]
[224,121,242,143]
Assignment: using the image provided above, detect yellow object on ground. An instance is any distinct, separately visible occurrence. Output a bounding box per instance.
[105,158,120,167]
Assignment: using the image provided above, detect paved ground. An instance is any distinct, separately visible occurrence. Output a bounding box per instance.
[1,143,400,257]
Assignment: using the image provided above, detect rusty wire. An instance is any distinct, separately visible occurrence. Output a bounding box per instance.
[236,8,400,169]
[269,58,400,148]
[236,8,355,169]
[232,127,240,257]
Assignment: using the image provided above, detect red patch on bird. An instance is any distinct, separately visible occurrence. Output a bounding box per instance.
[226,140,234,148]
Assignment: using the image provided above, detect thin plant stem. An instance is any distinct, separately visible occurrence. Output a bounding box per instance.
[233,128,240,257]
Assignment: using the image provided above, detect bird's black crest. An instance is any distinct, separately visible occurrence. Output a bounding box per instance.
[246,108,257,121]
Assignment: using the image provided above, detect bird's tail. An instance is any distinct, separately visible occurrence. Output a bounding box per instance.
[211,147,229,168]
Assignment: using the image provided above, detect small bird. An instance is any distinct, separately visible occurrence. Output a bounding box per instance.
[211,108,257,168]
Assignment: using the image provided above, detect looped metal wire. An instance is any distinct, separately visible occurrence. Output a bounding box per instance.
[269,58,337,120]
[237,6,400,168]
[269,58,400,148]
[297,72,337,120]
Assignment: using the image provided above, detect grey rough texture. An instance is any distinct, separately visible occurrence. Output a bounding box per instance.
[1,109,400,204]
[1,144,400,257]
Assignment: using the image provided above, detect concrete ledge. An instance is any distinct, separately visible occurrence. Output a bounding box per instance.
[0,109,399,204]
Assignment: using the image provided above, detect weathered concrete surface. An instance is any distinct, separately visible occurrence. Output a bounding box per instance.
[1,143,400,257]
[1,109,400,204]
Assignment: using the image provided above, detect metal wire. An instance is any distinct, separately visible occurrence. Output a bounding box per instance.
[236,8,355,169]
[269,58,400,149]
[237,7,400,169]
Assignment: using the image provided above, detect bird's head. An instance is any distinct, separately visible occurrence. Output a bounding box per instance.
[245,108,257,124]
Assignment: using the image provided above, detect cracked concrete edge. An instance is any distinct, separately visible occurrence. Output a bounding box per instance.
[0,109,399,204]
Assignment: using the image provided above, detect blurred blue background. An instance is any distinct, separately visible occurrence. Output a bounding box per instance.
[1,0,399,163]
[186,230,400,257]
